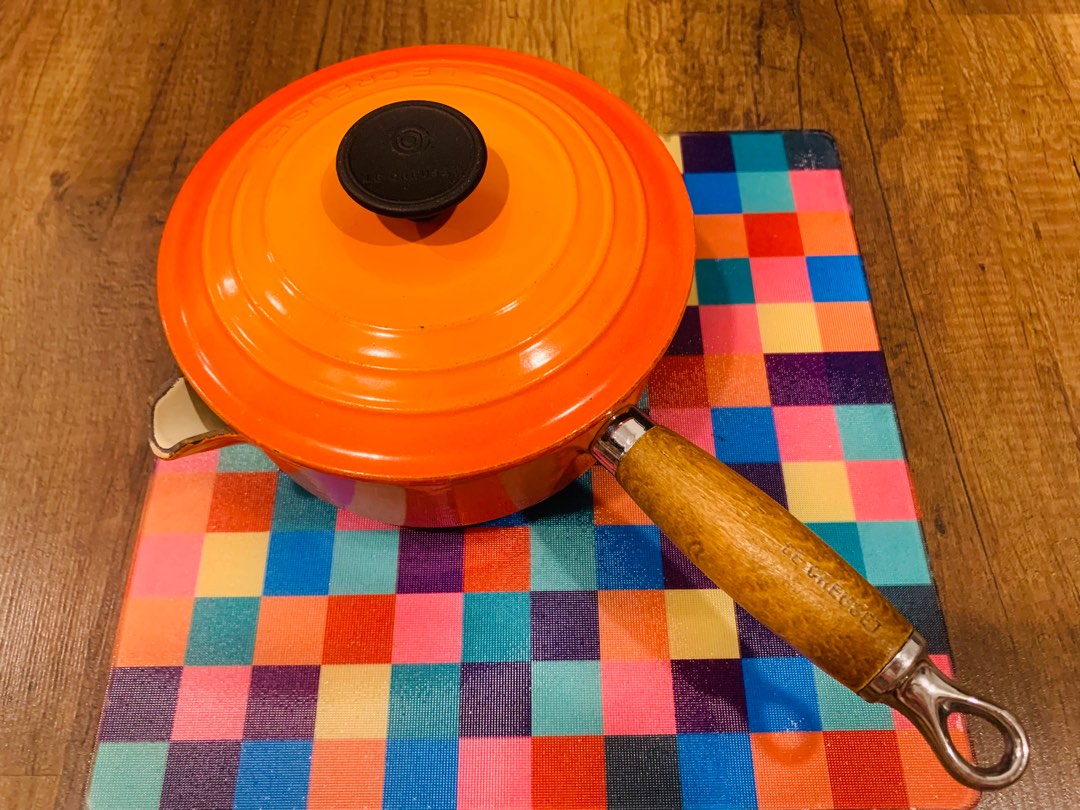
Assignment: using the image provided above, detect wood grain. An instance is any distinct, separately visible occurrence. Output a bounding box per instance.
[618,427,913,691]
[0,1,1076,808]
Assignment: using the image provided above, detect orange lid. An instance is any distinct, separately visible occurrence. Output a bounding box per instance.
[158,46,694,480]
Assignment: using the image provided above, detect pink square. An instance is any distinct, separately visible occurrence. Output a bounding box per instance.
[790,170,849,212]
[847,460,918,520]
[171,666,251,740]
[392,593,463,663]
[153,451,220,473]
[128,534,204,597]
[699,305,762,355]
[336,510,398,530]
[893,656,964,731]
[773,407,843,461]
[601,660,676,734]
[650,408,714,453]
[458,738,531,810]
[750,257,813,303]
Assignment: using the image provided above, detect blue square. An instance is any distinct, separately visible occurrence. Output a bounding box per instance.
[742,657,822,732]
[233,740,311,810]
[383,739,457,810]
[217,445,276,472]
[677,733,757,809]
[696,259,755,305]
[737,171,796,212]
[464,592,531,662]
[731,132,789,172]
[595,525,664,590]
[711,407,780,463]
[480,510,527,527]
[271,478,338,531]
[806,522,865,575]
[807,256,869,302]
[684,172,741,214]
[263,531,335,595]
[185,598,259,665]
[859,521,931,585]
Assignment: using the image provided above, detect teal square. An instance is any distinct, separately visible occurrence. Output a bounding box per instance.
[330,530,399,594]
[530,523,596,590]
[464,592,530,662]
[812,666,894,730]
[807,522,864,575]
[532,661,603,735]
[388,664,460,738]
[736,171,796,212]
[695,259,755,304]
[217,444,276,472]
[731,132,789,172]
[859,522,931,585]
[837,405,903,460]
[88,742,168,809]
[272,478,338,531]
[185,597,260,665]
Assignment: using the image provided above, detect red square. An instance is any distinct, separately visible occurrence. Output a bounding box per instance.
[171,666,251,740]
[206,472,278,532]
[647,356,709,408]
[322,594,396,663]
[650,407,713,453]
[532,737,607,810]
[823,730,909,809]
[847,460,918,520]
[463,526,530,591]
[744,213,804,257]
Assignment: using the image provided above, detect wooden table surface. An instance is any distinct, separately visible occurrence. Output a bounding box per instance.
[2,1,1078,808]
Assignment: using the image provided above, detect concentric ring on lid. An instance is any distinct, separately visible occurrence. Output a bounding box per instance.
[157,45,694,480]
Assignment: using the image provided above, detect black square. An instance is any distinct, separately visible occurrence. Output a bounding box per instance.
[679,132,736,173]
[665,306,703,356]
[727,462,788,508]
[879,585,951,654]
[605,735,683,809]
[460,662,531,737]
[824,352,894,404]
[160,741,242,810]
[735,604,801,658]
[783,130,841,170]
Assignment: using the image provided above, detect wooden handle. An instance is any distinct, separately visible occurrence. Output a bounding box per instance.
[616,426,912,691]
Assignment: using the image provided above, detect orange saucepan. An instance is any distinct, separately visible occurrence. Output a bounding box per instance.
[149,45,1027,790]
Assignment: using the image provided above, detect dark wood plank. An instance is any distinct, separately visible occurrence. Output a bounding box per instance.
[0,2,1074,808]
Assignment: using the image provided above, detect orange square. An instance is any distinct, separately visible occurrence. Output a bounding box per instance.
[798,211,858,256]
[816,302,880,351]
[895,729,979,809]
[139,472,216,534]
[704,354,772,406]
[598,591,669,660]
[694,214,748,258]
[309,739,386,810]
[463,526,530,591]
[750,732,834,809]
[253,596,328,664]
[112,597,193,666]
[592,468,648,525]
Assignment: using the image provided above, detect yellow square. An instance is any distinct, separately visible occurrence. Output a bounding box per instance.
[660,133,683,173]
[194,532,269,596]
[315,664,391,739]
[756,304,823,353]
[782,462,856,522]
[664,589,740,659]
[686,273,699,306]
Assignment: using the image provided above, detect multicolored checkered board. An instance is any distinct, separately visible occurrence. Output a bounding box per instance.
[88,132,978,810]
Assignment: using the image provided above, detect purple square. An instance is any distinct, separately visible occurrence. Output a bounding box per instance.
[825,352,894,404]
[98,667,181,741]
[765,353,831,405]
[672,659,748,732]
[243,666,319,739]
[660,534,716,590]
[735,605,800,658]
[531,591,599,661]
[160,741,241,809]
[680,132,735,173]
[666,307,703,356]
[726,463,787,508]
[397,529,464,593]
[460,661,531,736]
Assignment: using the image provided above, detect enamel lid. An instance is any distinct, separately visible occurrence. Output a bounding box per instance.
[158,46,694,480]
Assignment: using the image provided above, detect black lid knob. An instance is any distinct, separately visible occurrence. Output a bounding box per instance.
[336,100,487,221]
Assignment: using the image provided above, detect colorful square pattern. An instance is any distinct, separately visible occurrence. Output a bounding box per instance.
[88,132,973,810]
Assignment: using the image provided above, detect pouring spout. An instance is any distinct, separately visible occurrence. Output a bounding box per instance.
[149,376,243,459]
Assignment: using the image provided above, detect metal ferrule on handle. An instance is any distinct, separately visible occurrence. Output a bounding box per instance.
[592,407,1029,791]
